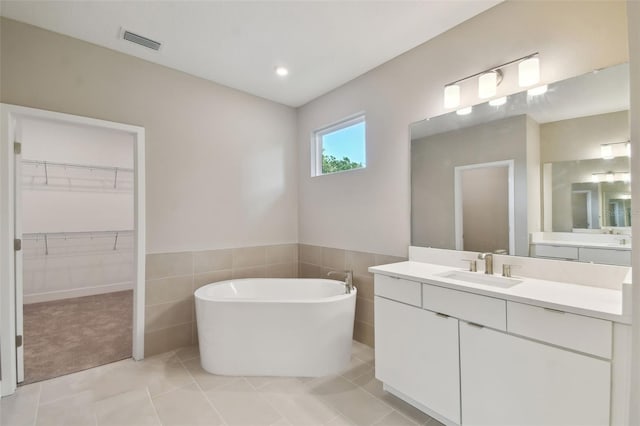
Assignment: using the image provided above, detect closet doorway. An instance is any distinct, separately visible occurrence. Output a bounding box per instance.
[0,105,145,396]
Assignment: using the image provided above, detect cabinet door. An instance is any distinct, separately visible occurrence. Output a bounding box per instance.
[375,296,460,424]
[460,321,610,426]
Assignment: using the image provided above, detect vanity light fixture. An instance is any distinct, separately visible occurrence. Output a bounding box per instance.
[489,96,507,107]
[606,172,615,183]
[456,106,473,116]
[443,52,539,109]
[478,70,502,98]
[600,141,630,159]
[518,56,540,87]
[444,84,461,108]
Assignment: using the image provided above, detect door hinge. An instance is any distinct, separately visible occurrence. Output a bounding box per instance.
[14,142,21,155]
[16,335,23,348]
[14,238,22,251]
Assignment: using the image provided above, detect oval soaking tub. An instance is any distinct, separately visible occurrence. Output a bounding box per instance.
[195,278,356,377]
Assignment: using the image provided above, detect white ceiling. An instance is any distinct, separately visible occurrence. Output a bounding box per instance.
[0,0,501,107]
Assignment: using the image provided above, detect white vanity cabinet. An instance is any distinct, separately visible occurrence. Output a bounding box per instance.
[459,321,611,426]
[374,282,461,423]
[530,243,631,266]
[373,272,618,426]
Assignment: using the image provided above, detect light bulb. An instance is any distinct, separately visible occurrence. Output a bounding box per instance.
[519,57,540,87]
[275,66,289,76]
[444,85,460,108]
[601,145,614,160]
[478,71,497,99]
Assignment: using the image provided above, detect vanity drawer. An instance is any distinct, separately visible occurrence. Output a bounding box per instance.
[422,284,506,331]
[578,247,631,266]
[375,274,421,307]
[531,244,578,260]
[507,301,612,359]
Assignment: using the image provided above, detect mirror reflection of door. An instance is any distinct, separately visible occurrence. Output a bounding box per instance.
[460,165,509,253]
[571,190,591,228]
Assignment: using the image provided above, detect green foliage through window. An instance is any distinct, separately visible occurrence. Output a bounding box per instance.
[322,153,363,174]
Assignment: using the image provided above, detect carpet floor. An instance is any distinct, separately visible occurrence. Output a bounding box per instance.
[22,290,132,384]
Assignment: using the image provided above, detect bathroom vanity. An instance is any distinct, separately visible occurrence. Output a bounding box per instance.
[530,231,631,266]
[370,247,632,426]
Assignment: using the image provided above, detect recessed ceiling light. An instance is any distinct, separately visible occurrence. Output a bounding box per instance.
[275,66,289,77]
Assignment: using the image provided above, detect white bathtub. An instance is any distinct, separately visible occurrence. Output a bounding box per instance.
[194,278,356,377]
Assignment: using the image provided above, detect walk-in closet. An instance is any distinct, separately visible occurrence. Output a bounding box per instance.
[19,117,135,384]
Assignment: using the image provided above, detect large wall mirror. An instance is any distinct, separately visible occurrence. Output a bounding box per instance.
[411,63,630,265]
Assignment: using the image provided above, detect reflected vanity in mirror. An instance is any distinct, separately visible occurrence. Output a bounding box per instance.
[411,62,631,265]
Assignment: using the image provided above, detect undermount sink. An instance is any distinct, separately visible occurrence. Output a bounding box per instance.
[437,270,522,288]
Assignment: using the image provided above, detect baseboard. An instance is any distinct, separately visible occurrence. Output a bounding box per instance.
[24,281,133,304]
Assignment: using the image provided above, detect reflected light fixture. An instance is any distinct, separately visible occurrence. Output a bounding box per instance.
[489,96,507,107]
[600,141,630,159]
[444,84,461,108]
[527,85,548,96]
[456,106,473,116]
[591,171,628,183]
[601,144,614,160]
[443,53,539,109]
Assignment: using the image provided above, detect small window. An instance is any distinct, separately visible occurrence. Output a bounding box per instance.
[312,114,366,176]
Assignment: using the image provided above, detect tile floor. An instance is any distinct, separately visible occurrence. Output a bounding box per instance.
[1,341,444,426]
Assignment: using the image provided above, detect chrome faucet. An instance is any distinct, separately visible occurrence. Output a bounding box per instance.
[328,270,354,294]
[477,253,493,275]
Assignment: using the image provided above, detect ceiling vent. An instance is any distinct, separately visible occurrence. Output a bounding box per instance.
[122,30,161,51]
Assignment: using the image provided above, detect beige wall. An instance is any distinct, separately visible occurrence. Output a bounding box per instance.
[0,18,298,254]
[541,110,630,163]
[145,244,297,356]
[627,1,640,421]
[297,1,628,257]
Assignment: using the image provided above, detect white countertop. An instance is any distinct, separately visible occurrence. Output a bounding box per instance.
[369,261,628,324]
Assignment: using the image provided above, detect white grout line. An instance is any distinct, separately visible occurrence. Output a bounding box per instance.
[175,355,229,426]
[145,386,164,426]
[32,383,42,426]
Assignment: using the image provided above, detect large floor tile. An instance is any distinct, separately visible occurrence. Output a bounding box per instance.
[182,357,242,391]
[351,341,375,364]
[262,392,340,425]
[94,388,160,426]
[0,383,41,426]
[205,378,282,426]
[309,376,393,426]
[373,411,420,426]
[36,391,97,426]
[152,383,223,426]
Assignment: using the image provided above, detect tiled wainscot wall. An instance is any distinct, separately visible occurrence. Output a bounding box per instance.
[144,243,404,356]
[144,244,298,356]
[298,245,406,348]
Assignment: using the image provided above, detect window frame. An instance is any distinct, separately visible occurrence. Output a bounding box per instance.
[312,113,366,177]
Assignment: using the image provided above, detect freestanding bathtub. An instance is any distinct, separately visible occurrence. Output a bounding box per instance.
[194,278,356,377]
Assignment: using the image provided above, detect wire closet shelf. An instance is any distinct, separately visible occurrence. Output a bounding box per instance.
[22,230,134,255]
[21,159,134,191]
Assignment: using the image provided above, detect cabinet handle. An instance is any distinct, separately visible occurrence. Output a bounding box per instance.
[466,321,484,329]
[543,307,566,314]
[435,312,449,319]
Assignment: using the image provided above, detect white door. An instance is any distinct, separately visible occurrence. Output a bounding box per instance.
[14,132,24,383]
